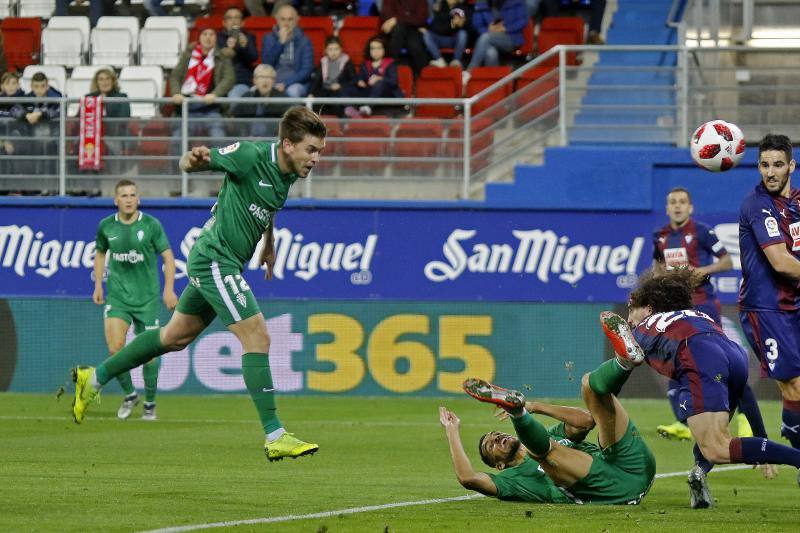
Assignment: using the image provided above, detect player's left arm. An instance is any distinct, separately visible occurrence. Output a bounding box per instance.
[259,213,276,280]
[439,407,498,496]
[763,243,800,281]
[179,146,211,173]
[160,249,178,310]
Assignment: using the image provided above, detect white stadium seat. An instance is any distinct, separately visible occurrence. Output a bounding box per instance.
[21,65,67,94]
[0,0,15,18]
[41,17,90,66]
[46,16,90,49]
[119,66,164,118]
[18,0,55,18]
[96,16,140,51]
[138,28,183,68]
[91,27,133,67]
[143,16,187,50]
[66,65,111,117]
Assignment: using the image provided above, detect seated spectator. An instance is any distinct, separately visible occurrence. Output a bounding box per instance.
[0,72,23,174]
[169,28,235,141]
[380,0,429,77]
[542,0,607,44]
[464,0,527,84]
[56,0,132,25]
[423,0,472,68]
[86,68,130,173]
[218,7,259,98]
[261,4,314,98]
[11,72,62,175]
[230,64,290,138]
[144,0,184,17]
[309,36,356,116]
[343,37,403,118]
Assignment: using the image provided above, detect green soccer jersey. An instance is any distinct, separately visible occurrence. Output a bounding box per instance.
[95,211,171,309]
[193,141,299,270]
[489,423,599,504]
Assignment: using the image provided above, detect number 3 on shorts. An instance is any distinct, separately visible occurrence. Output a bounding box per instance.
[765,338,779,363]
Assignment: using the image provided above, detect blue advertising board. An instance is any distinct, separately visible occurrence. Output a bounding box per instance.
[0,203,743,303]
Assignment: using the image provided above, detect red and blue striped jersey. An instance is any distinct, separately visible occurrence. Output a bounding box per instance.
[738,182,800,311]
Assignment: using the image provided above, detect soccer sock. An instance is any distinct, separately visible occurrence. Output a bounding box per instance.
[95,329,168,386]
[115,371,136,396]
[666,380,683,422]
[511,412,551,457]
[241,353,283,437]
[737,384,767,438]
[693,444,714,474]
[143,357,161,403]
[781,399,800,448]
[587,358,632,396]
[730,437,800,468]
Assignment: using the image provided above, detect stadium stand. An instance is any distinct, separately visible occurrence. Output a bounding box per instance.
[415,66,461,118]
[341,119,391,175]
[298,16,334,65]
[2,17,42,70]
[95,16,140,63]
[465,66,513,119]
[189,15,224,44]
[66,64,109,116]
[393,118,444,176]
[0,0,13,18]
[90,26,133,66]
[143,15,188,50]
[538,16,584,66]
[397,65,413,98]
[139,18,186,68]
[41,16,90,66]
[18,0,54,18]
[513,65,558,127]
[242,16,275,57]
[338,16,378,67]
[21,64,66,93]
[119,65,164,119]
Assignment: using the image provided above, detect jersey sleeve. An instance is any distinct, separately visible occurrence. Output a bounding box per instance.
[652,229,664,262]
[95,222,108,252]
[699,223,728,258]
[547,422,568,440]
[741,196,785,249]
[151,217,171,254]
[209,141,258,182]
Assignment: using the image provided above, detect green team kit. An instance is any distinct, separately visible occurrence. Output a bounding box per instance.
[490,421,656,505]
[177,141,298,326]
[95,211,171,331]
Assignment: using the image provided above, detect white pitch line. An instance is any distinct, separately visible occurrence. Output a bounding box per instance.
[0,415,465,427]
[136,465,755,533]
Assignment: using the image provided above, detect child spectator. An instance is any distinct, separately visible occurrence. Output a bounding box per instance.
[230,64,290,138]
[343,37,403,118]
[309,36,356,115]
[0,72,23,175]
[423,0,471,68]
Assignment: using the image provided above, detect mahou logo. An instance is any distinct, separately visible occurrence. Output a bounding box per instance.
[424,229,644,285]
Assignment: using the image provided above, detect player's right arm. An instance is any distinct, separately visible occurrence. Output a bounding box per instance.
[439,407,498,496]
[93,250,106,305]
[763,243,800,281]
[742,195,800,280]
[179,146,212,173]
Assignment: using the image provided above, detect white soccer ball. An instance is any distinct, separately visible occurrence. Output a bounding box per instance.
[690,119,746,172]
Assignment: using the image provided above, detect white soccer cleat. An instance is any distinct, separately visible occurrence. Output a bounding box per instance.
[142,403,157,421]
[117,393,139,420]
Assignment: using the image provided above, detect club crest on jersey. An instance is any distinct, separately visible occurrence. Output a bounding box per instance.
[765,216,780,238]
[663,247,689,270]
[219,142,240,155]
[236,292,247,307]
[137,230,144,241]
[790,221,800,251]
[684,234,693,244]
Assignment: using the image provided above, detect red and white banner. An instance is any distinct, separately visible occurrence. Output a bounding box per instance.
[78,96,103,170]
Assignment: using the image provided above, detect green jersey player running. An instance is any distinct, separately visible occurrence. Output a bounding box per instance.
[94,179,178,421]
[442,315,656,504]
[72,106,326,462]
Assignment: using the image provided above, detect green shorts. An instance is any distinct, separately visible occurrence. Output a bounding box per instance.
[176,250,260,326]
[104,299,161,334]
[564,421,657,505]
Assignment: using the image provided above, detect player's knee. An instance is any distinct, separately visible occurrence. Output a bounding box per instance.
[697,441,729,464]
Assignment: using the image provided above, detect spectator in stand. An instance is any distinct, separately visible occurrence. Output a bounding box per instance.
[423,0,472,68]
[541,0,607,44]
[309,36,356,116]
[342,37,403,118]
[11,72,61,175]
[380,0,430,78]
[144,0,184,17]
[0,72,23,175]
[0,33,6,75]
[261,4,314,98]
[218,7,259,99]
[86,68,130,173]
[464,0,528,85]
[169,28,235,141]
[230,64,290,138]
[56,0,131,26]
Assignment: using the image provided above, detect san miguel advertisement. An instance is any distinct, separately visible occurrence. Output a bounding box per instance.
[0,205,743,303]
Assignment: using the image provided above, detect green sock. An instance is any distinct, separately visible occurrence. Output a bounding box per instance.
[512,412,552,456]
[242,353,282,434]
[96,329,167,386]
[143,357,161,403]
[115,371,135,396]
[588,358,632,396]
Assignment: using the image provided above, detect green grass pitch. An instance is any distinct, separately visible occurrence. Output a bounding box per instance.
[1,393,797,532]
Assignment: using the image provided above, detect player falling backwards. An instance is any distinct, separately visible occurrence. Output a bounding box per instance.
[94,179,178,421]
[652,187,766,443]
[607,269,800,508]
[441,348,656,505]
[71,106,326,461]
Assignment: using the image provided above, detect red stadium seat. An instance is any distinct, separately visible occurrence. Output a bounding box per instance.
[397,65,413,97]
[393,119,444,175]
[137,119,173,170]
[415,66,462,118]
[538,16,584,66]
[2,17,42,71]
[338,16,379,67]
[465,66,512,119]
[445,117,494,173]
[315,115,343,175]
[513,19,535,59]
[243,16,276,57]
[540,16,585,42]
[189,16,225,45]
[513,66,559,127]
[210,0,245,16]
[341,119,391,175]
[298,16,334,65]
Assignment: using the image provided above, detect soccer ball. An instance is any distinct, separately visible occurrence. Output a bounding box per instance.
[690,120,746,172]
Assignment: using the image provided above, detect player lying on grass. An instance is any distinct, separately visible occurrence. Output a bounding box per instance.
[440,349,656,504]
[604,268,800,509]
